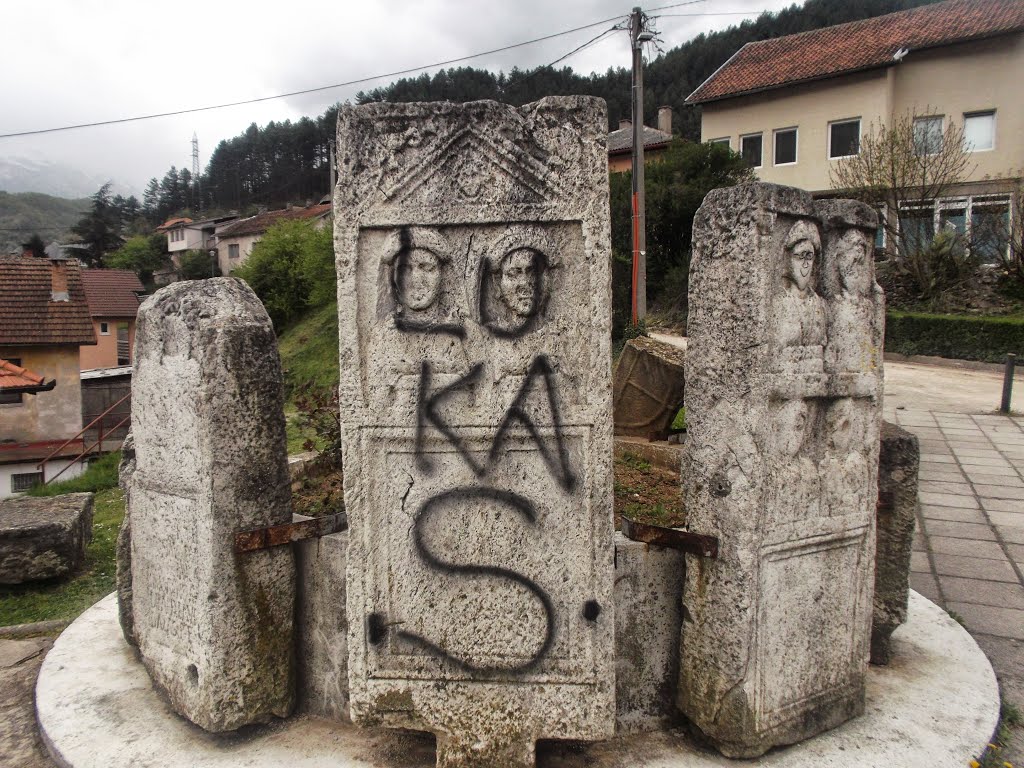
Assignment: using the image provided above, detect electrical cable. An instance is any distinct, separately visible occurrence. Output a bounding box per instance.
[0,14,627,140]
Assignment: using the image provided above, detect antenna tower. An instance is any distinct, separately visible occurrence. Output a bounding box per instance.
[191,132,202,215]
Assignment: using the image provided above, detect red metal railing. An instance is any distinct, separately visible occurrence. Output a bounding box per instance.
[38,392,131,484]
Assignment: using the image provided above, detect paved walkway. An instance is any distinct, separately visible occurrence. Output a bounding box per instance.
[884,360,1024,764]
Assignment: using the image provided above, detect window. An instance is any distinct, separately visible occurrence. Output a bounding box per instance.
[99,321,110,335]
[898,194,1012,264]
[0,357,23,405]
[228,244,240,260]
[773,127,797,165]
[875,204,887,250]
[829,119,860,159]
[116,323,130,366]
[898,202,935,257]
[963,110,995,151]
[11,472,43,493]
[740,133,763,168]
[708,137,730,148]
[970,195,1011,265]
[913,115,944,156]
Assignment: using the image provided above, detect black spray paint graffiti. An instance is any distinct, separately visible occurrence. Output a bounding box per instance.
[394,486,556,674]
[414,354,576,492]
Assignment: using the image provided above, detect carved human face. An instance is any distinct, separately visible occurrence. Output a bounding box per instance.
[397,247,441,311]
[498,249,538,318]
[837,229,872,295]
[787,238,817,293]
[776,400,809,458]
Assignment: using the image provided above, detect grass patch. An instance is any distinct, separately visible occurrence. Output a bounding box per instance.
[0,487,124,627]
[277,301,340,398]
[975,700,1022,767]
[619,452,652,472]
[671,407,687,431]
[25,451,120,497]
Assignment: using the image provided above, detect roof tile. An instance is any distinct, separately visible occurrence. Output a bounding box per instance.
[217,204,332,239]
[80,269,144,318]
[0,257,97,346]
[687,0,1024,104]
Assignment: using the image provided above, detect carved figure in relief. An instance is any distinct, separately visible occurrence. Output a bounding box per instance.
[825,226,880,374]
[819,398,869,517]
[776,220,826,374]
[766,399,820,525]
[384,227,464,337]
[480,229,554,337]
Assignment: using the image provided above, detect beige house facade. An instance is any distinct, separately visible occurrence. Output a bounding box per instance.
[688,0,1024,257]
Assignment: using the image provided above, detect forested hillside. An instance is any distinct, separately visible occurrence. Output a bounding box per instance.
[139,0,938,221]
[0,191,88,254]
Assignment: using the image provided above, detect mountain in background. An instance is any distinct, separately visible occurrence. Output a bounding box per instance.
[0,190,88,255]
[0,155,139,200]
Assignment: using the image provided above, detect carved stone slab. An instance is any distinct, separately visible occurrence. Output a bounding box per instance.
[612,336,686,438]
[336,98,615,767]
[677,184,883,757]
[127,278,295,732]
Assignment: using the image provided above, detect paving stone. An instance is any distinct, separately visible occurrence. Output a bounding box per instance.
[927,536,1008,561]
[975,484,1024,500]
[922,519,997,540]
[918,505,989,525]
[944,602,1024,640]
[1006,544,1024,565]
[0,638,54,768]
[988,511,1024,529]
[963,472,1024,487]
[956,456,1013,468]
[909,572,942,604]
[980,497,1023,513]
[917,467,965,482]
[920,454,957,464]
[917,481,973,496]
[938,576,1024,609]
[951,447,1003,458]
[932,553,1018,582]
[910,550,931,573]
[918,492,979,509]
[917,440,953,454]
[998,526,1024,545]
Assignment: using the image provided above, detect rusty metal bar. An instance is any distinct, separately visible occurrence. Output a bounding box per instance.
[38,391,131,475]
[235,512,347,554]
[44,415,131,484]
[621,515,719,558]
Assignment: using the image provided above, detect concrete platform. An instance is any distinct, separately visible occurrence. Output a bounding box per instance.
[38,592,998,768]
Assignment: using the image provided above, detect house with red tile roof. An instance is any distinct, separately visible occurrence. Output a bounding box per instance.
[687,0,1024,255]
[79,269,145,371]
[607,107,675,173]
[0,255,97,495]
[214,203,332,274]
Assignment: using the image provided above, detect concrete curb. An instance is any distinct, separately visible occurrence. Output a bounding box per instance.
[0,619,69,639]
[37,591,999,767]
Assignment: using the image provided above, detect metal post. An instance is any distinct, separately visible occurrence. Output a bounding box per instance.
[1000,353,1016,413]
[630,6,647,325]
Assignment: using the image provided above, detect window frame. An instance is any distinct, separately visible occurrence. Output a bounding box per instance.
[828,118,861,160]
[897,193,1013,264]
[963,110,996,152]
[912,114,945,157]
[228,243,240,261]
[99,321,110,335]
[740,132,764,169]
[773,126,798,166]
[11,472,44,493]
[708,137,731,149]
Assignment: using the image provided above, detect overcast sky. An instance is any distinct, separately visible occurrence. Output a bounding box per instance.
[0,0,799,195]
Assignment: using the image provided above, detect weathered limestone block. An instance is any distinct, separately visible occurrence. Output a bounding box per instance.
[612,336,685,438]
[613,533,685,733]
[336,97,615,767]
[678,184,883,757]
[116,430,136,646]
[127,278,295,732]
[872,421,920,665]
[296,526,350,721]
[0,493,93,584]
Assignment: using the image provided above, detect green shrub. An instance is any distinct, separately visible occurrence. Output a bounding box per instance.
[26,451,121,497]
[885,311,1024,363]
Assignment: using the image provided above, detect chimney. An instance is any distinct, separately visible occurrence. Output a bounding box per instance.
[657,106,672,135]
[619,118,632,131]
[50,262,69,302]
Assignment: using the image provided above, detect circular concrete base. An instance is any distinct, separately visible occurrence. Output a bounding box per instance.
[38,592,998,768]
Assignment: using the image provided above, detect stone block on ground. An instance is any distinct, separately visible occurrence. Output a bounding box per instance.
[126,277,295,733]
[613,533,685,733]
[0,493,93,584]
[677,185,884,757]
[336,97,616,767]
[612,336,686,439]
[296,526,350,721]
[116,430,136,647]
[872,420,920,664]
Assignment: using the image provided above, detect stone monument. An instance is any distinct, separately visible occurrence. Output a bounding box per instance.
[335,97,615,767]
[124,278,296,732]
[677,184,883,757]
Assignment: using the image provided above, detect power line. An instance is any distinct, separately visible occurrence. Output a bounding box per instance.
[0,15,628,140]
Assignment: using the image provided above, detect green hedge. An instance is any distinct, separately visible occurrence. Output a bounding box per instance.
[885,311,1024,363]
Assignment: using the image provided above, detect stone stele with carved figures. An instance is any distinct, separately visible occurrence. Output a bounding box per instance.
[335,97,615,768]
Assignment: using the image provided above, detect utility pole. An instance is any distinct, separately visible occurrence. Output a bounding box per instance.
[191,133,202,216]
[630,6,652,324]
[329,138,337,197]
